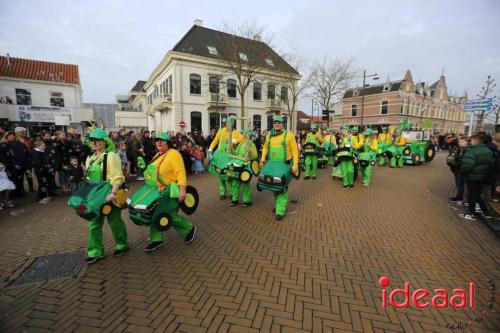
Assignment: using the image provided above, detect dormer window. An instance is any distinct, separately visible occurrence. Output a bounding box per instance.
[207,46,218,56]
[353,90,359,97]
[265,58,274,66]
[239,53,248,61]
[383,84,390,92]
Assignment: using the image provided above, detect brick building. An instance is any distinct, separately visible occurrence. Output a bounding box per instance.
[339,70,467,133]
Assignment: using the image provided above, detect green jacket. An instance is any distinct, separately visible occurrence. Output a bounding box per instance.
[460,144,494,181]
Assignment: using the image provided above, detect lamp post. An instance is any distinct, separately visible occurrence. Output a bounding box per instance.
[360,70,379,128]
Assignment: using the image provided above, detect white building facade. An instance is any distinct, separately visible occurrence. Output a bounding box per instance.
[0,55,93,134]
[131,21,300,134]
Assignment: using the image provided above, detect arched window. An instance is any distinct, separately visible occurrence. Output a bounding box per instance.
[253,82,262,100]
[267,84,275,100]
[209,112,220,130]
[190,74,201,94]
[191,111,202,131]
[209,76,219,94]
[280,86,288,101]
[267,115,273,130]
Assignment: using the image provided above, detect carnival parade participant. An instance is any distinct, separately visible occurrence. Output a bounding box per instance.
[322,128,337,166]
[84,128,129,264]
[350,126,364,152]
[208,117,242,199]
[359,128,378,186]
[303,124,324,179]
[139,132,196,252]
[391,129,407,168]
[259,115,299,220]
[377,126,392,166]
[228,129,258,207]
[336,125,356,188]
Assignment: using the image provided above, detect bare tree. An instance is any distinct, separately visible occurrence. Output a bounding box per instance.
[276,51,311,132]
[217,18,273,129]
[310,58,357,127]
[477,75,496,130]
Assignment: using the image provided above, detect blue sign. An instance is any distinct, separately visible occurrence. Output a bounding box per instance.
[464,98,493,112]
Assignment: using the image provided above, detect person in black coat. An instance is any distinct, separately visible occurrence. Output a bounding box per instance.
[42,131,59,196]
[0,131,30,197]
[30,139,53,203]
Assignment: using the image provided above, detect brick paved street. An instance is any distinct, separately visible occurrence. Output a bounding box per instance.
[0,152,499,333]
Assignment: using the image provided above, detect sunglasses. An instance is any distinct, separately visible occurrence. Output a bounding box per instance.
[89,138,103,143]
[273,121,283,124]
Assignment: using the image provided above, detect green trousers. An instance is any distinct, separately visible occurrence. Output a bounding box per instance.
[229,178,252,204]
[361,165,372,186]
[378,156,387,166]
[150,209,193,242]
[390,156,404,168]
[87,207,128,258]
[327,155,334,166]
[216,174,227,196]
[305,155,318,177]
[340,160,354,186]
[273,191,288,216]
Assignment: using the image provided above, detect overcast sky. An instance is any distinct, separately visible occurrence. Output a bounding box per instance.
[1,0,499,112]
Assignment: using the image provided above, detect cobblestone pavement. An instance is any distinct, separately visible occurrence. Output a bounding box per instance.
[1,152,499,333]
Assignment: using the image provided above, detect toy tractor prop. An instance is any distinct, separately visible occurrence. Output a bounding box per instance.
[332,146,358,180]
[127,184,199,232]
[358,151,377,168]
[208,149,230,180]
[401,141,436,165]
[226,156,260,183]
[257,160,300,192]
[320,141,335,167]
[68,182,127,220]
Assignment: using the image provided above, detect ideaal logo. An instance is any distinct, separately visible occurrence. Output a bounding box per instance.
[378,276,496,330]
[379,276,475,309]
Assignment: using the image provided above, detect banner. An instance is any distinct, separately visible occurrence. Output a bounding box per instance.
[16,106,72,123]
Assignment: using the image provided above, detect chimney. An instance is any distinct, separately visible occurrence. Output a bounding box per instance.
[253,34,262,42]
[194,19,203,27]
[6,53,11,66]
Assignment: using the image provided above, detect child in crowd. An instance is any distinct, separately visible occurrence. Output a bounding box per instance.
[447,136,469,205]
[191,145,205,174]
[116,142,128,175]
[0,162,16,210]
[68,156,84,193]
[30,139,52,204]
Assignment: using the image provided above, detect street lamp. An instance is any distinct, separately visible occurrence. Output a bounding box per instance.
[360,70,379,127]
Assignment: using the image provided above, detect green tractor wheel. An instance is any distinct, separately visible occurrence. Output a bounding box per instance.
[101,203,113,216]
[412,153,422,165]
[403,146,411,155]
[154,213,173,232]
[240,170,252,182]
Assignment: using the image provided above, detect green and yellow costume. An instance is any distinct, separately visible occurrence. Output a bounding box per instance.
[359,128,378,186]
[228,130,258,206]
[377,127,392,166]
[391,131,407,168]
[303,124,323,179]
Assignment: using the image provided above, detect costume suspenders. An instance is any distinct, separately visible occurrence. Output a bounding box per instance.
[265,130,288,160]
[154,150,172,191]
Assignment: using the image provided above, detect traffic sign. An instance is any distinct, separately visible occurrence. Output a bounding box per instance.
[464,98,493,112]
[179,121,186,128]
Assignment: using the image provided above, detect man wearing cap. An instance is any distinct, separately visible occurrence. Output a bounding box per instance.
[208,117,243,199]
[377,126,391,166]
[303,124,324,179]
[143,132,196,252]
[359,128,378,186]
[391,129,407,168]
[350,126,364,152]
[322,128,337,166]
[84,128,129,264]
[260,115,299,220]
[228,129,258,207]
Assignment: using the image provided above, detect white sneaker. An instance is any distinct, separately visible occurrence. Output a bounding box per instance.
[136,176,145,181]
[458,213,477,220]
[129,173,137,177]
[38,198,50,204]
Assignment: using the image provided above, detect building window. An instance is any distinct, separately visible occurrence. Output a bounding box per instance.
[227,79,237,98]
[15,88,31,105]
[265,58,274,66]
[209,112,220,130]
[253,82,262,100]
[253,115,261,131]
[148,93,153,106]
[190,74,201,94]
[209,76,219,94]
[239,53,248,61]
[280,86,288,101]
[267,84,275,100]
[207,46,218,56]
[353,90,359,97]
[50,92,64,107]
[267,115,273,130]
[351,104,357,117]
[380,101,388,115]
[168,75,172,94]
[191,111,202,131]
[383,84,390,92]
[220,113,228,127]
